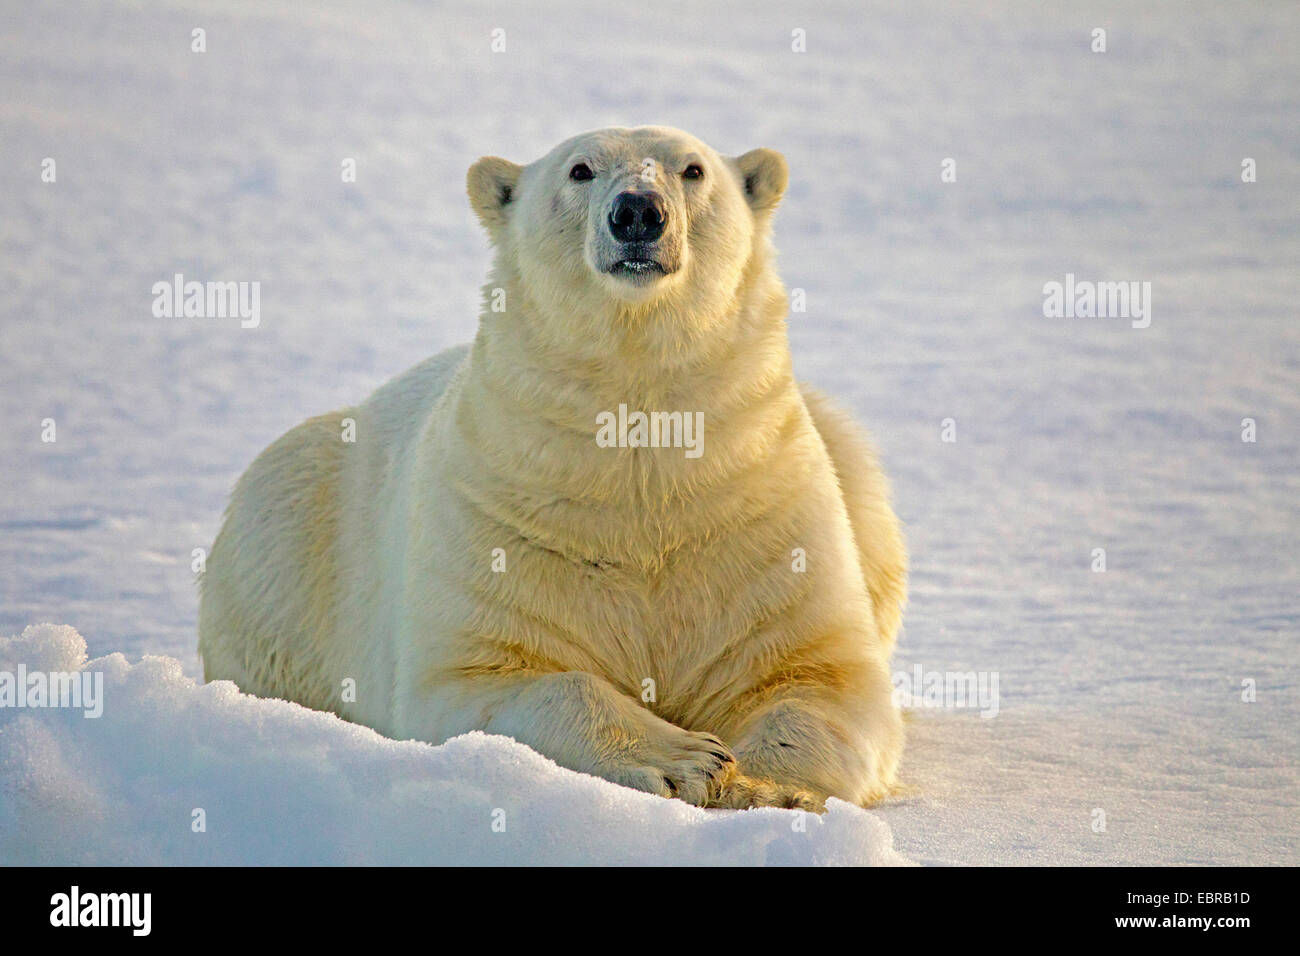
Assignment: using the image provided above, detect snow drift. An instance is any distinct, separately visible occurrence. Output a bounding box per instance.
[0,625,910,866]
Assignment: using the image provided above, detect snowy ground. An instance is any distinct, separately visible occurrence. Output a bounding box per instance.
[1,0,1297,865]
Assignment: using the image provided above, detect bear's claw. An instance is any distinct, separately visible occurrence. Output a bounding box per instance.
[706,773,826,812]
[603,728,738,807]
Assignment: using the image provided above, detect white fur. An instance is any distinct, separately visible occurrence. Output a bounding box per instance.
[199,126,907,809]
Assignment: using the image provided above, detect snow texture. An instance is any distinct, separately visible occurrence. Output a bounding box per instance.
[0,625,907,866]
[1,0,1297,865]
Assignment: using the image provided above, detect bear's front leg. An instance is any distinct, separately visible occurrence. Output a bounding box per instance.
[721,668,903,808]
[471,671,736,806]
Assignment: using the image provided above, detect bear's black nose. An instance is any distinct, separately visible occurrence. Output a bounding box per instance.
[608,191,667,243]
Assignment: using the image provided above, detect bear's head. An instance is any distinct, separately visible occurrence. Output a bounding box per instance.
[467,126,788,359]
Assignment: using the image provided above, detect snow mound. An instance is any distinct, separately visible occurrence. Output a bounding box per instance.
[0,625,910,866]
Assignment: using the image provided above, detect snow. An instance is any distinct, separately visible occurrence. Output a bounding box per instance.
[0,625,907,866]
[1,0,1297,865]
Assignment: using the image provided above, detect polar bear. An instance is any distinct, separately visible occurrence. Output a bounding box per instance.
[198,126,907,810]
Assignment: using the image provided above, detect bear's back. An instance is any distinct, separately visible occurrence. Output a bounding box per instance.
[198,343,471,719]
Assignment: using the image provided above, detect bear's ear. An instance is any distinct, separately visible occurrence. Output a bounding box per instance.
[467,156,523,236]
[734,148,789,214]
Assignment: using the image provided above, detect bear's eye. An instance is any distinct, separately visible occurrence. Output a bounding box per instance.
[682,163,704,181]
[569,163,594,182]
